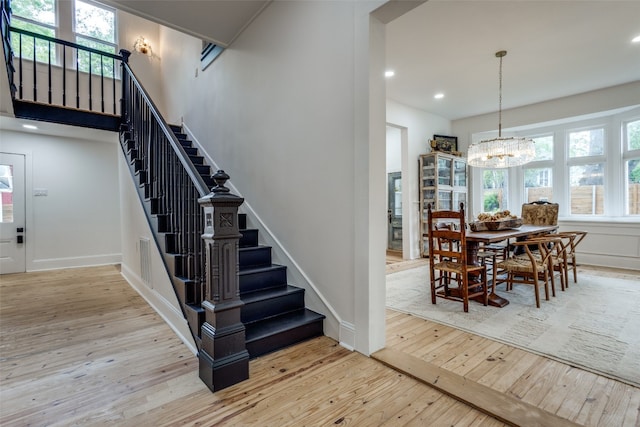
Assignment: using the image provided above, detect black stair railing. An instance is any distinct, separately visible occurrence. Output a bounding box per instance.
[120,50,209,317]
[120,53,249,391]
[1,0,122,129]
[7,26,121,113]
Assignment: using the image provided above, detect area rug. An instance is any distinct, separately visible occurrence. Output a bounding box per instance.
[386,265,640,387]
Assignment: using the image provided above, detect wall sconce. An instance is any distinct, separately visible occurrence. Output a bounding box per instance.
[133,36,152,56]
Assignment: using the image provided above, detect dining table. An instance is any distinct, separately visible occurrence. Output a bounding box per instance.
[465,224,559,307]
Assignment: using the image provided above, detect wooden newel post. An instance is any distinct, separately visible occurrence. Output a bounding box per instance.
[198,170,249,391]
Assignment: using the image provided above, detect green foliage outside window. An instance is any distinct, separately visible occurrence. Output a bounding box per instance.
[10,0,116,77]
[10,0,56,64]
[483,193,500,212]
[627,120,640,151]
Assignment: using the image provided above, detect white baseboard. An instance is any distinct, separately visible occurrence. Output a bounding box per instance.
[120,264,198,355]
[28,254,121,271]
[580,254,640,272]
[339,321,355,351]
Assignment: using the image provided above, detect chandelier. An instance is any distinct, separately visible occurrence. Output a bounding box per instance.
[467,51,535,168]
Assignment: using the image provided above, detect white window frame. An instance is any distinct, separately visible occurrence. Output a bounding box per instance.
[622,117,640,215]
[566,124,607,217]
[72,0,117,53]
[470,106,640,221]
[11,0,117,62]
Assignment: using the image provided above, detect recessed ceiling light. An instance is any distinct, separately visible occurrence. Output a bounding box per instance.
[22,124,38,130]
[385,70,395,78]
[632,35,640,43]
[434,93,445,99]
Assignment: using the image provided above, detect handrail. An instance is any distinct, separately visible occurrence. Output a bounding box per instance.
[121,58,210,196]
[2,0,124,116]
[9,26,122,61]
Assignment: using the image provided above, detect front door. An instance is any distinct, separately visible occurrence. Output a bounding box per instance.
[0,153,26,274]
[387,172,402,251]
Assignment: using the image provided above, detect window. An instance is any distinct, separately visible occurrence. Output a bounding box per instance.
[525,168,552,202]
[569,163,604,215]
[624,119,640,215]
[74,0,116,76]
[10,0,57,63]
[201,42,224,71]
[568,127,606,216]
[569,128,604,158]
[523,134,554,202]
[10,0,117,76]
[482,169,508,212]
[532,134,553,161]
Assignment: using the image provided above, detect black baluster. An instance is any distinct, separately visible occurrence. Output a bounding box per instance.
[47,40,51,104]
[62,44,66,106]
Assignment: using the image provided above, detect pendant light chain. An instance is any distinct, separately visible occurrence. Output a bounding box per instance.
[466,49,535,168]
[497,50,504,137]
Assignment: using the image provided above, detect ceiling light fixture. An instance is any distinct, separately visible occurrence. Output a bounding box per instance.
[467,50,535,168]
[434,93,444,99]
[632,35,640,43]
[385,70,395,78]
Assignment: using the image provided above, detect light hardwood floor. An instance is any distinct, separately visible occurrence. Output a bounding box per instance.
[1,265,638,426]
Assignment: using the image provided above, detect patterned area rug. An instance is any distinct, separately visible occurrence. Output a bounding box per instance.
[386,265,640,387]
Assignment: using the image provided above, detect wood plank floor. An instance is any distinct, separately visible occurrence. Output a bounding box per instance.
[1,265,638,426]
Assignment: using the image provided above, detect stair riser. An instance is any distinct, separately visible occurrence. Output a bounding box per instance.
[166,254,184,277]
[185,304,205,339]
[195,164,210,175]
[246,320,324,359]
[175,277,196,306]
[241,292,305,324]
[239,247,272,269]
[239,268,287,293]
[240,229,259,247]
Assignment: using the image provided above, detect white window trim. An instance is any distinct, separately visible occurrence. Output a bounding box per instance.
[470,105,640,221]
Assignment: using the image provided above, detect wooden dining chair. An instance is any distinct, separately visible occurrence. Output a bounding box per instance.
[521,201,559,226]
[494,236,561,308]
[522,233,571,292]
[427,203,488,312]
[555,231,588,283]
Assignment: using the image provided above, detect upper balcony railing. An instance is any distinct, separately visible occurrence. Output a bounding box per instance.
[1,0,123,122]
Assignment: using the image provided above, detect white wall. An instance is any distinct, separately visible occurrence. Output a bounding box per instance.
[0,119,121,270]
[386,126,401,173]
[118,150,196,353]
[154,1,388,354]
[386,99,451,259]
[118,10,165,114]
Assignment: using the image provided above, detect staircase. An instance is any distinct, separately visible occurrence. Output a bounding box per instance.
[238,213,325,357]
[122,123,324,359]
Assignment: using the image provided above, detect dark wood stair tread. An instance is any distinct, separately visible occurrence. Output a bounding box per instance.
[241,284,302,302]
[245,309,325,342]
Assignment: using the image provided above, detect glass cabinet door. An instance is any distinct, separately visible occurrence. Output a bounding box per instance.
[437,190,452,210]
[452,191,466,211]
[453,159,466,187]
[437,157,451,186]
[422,156,436,187]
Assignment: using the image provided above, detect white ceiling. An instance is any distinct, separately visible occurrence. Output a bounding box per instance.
[3,1,639,124]
[100,0,271,47]
[385,0,640,120]
[107,0,640,122]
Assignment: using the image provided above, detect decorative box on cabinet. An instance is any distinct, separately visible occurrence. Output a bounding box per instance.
[419,152,468,257]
